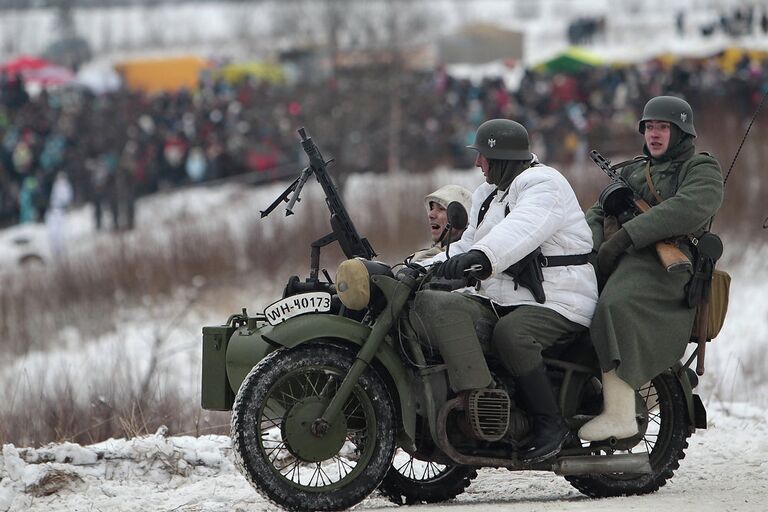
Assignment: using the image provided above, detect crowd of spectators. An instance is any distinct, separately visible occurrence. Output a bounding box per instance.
[1,48,767,230]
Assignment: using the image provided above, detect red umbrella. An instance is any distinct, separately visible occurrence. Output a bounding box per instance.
[1,55,53,75]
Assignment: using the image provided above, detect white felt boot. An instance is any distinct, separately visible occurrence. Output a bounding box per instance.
[578,370,639,441]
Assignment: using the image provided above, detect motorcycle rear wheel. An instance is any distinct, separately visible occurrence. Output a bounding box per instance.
[378,450,477,505]
[565,372,690,497]
[231,343,396,511]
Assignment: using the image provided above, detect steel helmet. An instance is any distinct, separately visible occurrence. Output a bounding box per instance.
[639,96,696,137]
[467,119,532,161]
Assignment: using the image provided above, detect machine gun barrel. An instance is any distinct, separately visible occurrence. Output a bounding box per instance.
[589,149,691,273]
[297,128,375,260]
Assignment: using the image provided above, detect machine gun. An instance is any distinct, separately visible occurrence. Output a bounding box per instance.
[261,128,376,286]
[589,150,691,273]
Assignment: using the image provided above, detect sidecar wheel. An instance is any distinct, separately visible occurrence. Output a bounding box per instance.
[231,344,396,511]
[565,372,690,497]
[378,450,477,505]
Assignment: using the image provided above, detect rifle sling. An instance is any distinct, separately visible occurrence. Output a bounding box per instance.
[644,162,666,205]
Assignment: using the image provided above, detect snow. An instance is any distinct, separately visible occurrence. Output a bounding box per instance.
[0,404,766,511]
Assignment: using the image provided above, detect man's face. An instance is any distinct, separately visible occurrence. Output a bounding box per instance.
[644,120,672,158]
[475,152,492,183]
[427,201,449,243]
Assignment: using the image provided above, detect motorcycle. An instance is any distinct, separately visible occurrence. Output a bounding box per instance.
[200,128,707,511]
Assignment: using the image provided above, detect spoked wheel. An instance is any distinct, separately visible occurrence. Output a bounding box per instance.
[231,344,396,511]
[378,449,477,505]
[566,372,691,497]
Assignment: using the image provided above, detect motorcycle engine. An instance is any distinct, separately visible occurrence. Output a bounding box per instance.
[456,378,530,444]
[460,388,510,442]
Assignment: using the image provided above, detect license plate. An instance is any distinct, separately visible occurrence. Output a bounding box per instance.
[264,292,332,326]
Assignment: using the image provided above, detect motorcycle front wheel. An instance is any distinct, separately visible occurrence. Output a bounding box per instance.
[231,343,396,511]
[565,372,690,497]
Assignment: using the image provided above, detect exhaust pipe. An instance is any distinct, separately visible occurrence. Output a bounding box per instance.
[553,453,652,476]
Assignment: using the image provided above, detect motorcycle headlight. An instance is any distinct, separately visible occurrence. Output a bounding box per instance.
[336,259,395,311]
[336,258,371,310]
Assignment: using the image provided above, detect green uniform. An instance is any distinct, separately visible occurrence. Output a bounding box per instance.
[586,138,724,388]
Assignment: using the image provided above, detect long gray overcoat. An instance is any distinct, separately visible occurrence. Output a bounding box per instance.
[586,138,724,388]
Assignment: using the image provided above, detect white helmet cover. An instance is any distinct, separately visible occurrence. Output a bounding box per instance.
[424,184,472,214]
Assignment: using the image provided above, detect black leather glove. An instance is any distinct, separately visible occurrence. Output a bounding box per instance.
[439,250,492,280]
[597,228,632,279]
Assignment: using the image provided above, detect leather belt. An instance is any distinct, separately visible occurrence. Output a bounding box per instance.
[539,253,592,267]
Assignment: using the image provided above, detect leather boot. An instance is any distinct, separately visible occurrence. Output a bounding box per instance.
[515,365,571,463]
[578,370,639,441]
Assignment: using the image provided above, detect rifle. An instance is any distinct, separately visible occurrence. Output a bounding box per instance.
[262,128,376,281]
[589,150,691,273]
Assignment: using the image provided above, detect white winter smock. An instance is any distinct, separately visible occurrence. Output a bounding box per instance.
[431,162,598,327]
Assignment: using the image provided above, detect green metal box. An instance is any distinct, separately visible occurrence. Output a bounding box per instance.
[201,324,236,411]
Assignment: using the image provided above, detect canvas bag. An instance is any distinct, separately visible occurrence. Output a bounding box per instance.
[697,269,730,340]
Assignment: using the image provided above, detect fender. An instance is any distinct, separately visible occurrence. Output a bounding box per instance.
[226,313,417,450]
[671,364,707,430]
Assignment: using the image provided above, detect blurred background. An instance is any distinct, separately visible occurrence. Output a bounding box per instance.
[0,0,766,448]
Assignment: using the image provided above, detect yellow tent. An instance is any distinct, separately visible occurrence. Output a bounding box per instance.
[115,56,208,94]
[217,62,285,84]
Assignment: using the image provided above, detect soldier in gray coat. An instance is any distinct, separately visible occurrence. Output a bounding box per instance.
[579,96,724,441]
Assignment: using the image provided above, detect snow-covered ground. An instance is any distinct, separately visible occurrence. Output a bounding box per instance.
[1,403,766,511]
[1,170,767,511]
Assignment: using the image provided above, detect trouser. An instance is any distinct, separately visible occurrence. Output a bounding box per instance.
[410,290,584,391]
[410,290,496,392]
[492,305,585,376]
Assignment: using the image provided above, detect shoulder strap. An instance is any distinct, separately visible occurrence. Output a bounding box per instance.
[644,162,665,205]
[477,188,498,226]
